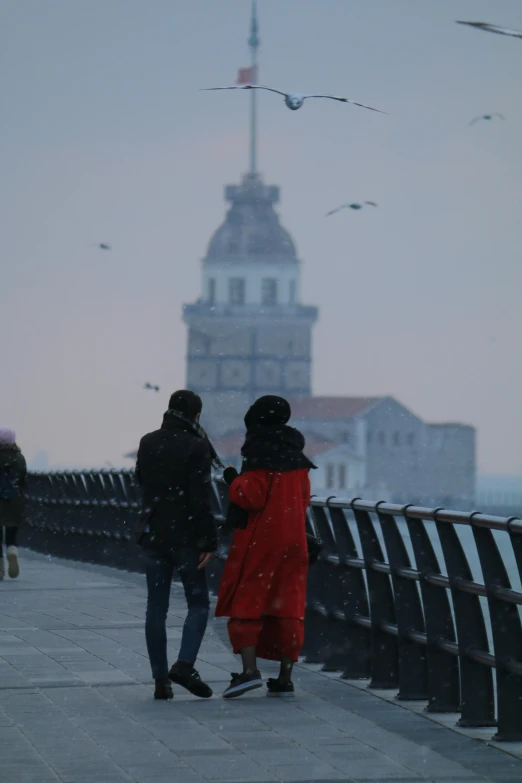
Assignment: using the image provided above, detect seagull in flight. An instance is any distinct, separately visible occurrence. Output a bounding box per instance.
[469,113,505,126]
[456,21,522,39]
[326,201,378,217]
[203,84,385,113]
[91,243,111,251]
[144,383,160,392]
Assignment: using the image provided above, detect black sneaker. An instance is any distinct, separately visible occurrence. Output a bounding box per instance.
[222,671,263,699]
[169,662,213,698]
[266,677,295,697]
[154,677,174,700]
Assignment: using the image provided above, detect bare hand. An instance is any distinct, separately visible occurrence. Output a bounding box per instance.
[198,552,214,570]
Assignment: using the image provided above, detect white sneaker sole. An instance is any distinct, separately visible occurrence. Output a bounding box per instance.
[222,678,263,699]
[7,552,19,579]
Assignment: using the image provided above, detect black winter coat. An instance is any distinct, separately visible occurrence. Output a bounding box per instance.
[135,412,217,553]
[0,445,27,528]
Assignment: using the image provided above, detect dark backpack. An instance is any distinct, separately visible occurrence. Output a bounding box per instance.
[0,465,20,501]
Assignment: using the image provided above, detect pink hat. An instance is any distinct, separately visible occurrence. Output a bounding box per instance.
[0,428,16,445]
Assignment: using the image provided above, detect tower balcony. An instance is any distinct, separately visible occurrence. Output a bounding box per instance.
[183,301,318,323]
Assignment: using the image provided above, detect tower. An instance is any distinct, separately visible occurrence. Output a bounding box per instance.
[183,2,318,437]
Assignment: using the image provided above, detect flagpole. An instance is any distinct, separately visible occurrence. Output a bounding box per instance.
[248,0,259,174]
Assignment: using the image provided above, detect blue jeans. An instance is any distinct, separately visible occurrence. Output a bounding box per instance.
[145,547,210,679]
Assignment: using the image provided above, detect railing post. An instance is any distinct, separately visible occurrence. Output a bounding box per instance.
[353,505,399,689]
[302,505,330,662]
[329,505,371,679]
[378,507,428,700]
[472,519,522,741]
[406,513,460,713]
[310,504,351,672]
[436,517,496,728]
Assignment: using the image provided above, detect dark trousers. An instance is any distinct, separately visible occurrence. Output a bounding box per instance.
[0,527,17,557]
[144,547,210,680]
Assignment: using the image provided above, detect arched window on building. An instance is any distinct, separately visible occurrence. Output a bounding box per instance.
[261,278,278,305]
[208,278,216,305]
[229,278,245,305]
[326,463,335,489]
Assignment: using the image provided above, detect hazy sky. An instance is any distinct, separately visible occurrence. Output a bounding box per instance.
[2,0,521,473]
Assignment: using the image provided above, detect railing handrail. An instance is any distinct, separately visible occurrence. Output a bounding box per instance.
[311,494,521,530]
[27,473,521,529]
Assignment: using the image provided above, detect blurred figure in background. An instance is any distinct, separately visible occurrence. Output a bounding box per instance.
[0,428,27,580]
[216,396,315,699]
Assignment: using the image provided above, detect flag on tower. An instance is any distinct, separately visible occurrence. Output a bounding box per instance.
[236,66,257,85]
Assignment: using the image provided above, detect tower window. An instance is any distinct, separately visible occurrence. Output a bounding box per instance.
[208,278,216,305]
[229,278,245,305]
[393,431,400,446]
[289,280,296,304]
[339,464,347,490]
[326,463,335,489]
[407,432,415,446]
[261,278,278,305]
[341,431,351,445]
[378,431,385,446]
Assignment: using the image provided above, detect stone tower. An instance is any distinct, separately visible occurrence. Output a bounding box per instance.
[183,172,318,438]
[182,1,318,437]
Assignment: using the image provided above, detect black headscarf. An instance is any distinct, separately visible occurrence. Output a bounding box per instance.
[240,396,316,473]
[244,395,291,428]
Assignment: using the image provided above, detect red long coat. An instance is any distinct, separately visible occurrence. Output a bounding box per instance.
[215,468,310,620]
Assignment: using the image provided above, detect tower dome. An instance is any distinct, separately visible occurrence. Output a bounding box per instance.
[206,173,297,263]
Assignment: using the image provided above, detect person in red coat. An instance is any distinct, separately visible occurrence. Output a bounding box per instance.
[215,396,316,699]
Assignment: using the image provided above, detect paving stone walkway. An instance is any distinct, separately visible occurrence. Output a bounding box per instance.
[2,551,522,783]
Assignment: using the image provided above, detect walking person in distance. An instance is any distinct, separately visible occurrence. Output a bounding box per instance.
[0,428,27,580]
[136,391,217,700]
[215,395,315,698]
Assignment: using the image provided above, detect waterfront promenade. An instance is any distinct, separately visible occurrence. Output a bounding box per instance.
[1,551,522,783]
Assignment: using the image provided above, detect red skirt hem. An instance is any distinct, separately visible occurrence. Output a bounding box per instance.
[227,617,304,663]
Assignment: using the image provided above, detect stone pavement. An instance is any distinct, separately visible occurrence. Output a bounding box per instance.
[2,553,522,783]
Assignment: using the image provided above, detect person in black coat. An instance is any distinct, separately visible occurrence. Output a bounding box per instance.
[136,390,217,700]
[0,428,27,580]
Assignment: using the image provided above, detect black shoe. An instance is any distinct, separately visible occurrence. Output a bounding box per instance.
[154,676,174,700]
[222,670,263,699]
[169,662,213,698]
[266,677,295,697]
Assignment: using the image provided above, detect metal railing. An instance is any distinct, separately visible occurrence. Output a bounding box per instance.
[22,470,522,742]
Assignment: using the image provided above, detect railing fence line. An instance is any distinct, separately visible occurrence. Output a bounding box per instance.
[21,469,522,742]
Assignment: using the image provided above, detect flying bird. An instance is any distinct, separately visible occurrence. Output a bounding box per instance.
[456,21,522,39]
[326,201,378,217]
[202,84,385,113]
[91,243,111,250]
[469,113,505,126]
[144,383,160,392]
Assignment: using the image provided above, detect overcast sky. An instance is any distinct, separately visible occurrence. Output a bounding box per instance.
[1,0,521,474]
